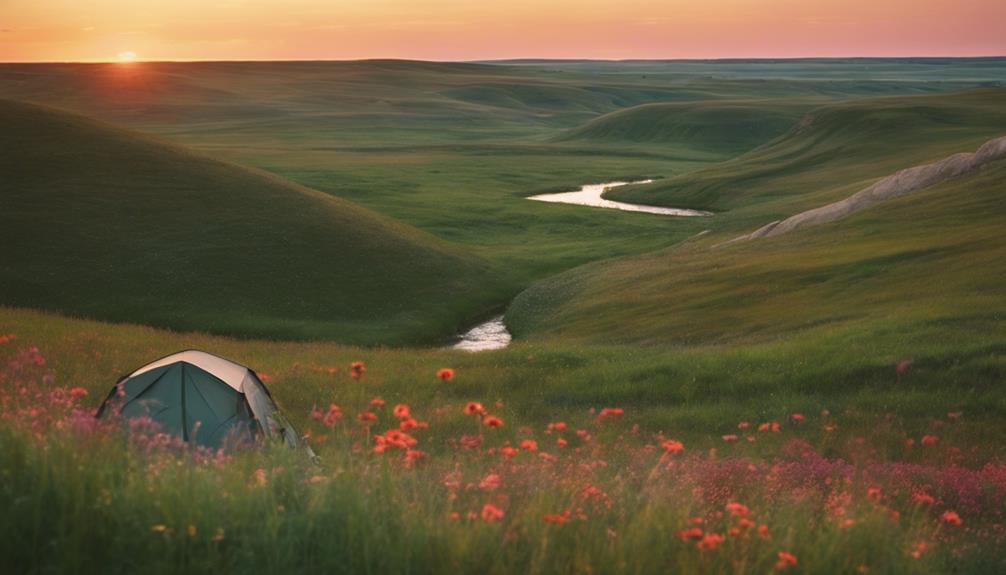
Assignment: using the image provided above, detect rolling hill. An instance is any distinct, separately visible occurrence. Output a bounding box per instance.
[555,100,809,156]
[0,99,508,344]
[605,89,1006,217]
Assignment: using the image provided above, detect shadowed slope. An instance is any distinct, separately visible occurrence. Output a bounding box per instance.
[0,100,506,344]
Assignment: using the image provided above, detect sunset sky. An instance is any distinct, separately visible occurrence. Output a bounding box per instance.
[2,0,1004,62]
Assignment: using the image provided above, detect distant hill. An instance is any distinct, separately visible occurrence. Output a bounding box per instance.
[555,100,808,155]
[0,100,507,344]
[605,89,1006,214]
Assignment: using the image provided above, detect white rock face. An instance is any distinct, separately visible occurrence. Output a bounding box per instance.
[731,135,1006,243]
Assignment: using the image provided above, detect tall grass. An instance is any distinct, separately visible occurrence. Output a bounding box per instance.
[3,343,1004,574]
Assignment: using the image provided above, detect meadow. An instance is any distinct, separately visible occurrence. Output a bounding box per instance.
[2,58,1006,573]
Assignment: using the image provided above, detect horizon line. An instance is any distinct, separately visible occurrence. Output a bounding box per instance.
[2,54,1005,66]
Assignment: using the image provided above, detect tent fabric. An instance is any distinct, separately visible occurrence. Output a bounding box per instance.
[97,350,304,452]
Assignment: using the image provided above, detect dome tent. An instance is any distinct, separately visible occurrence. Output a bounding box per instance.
[97,350,302,450]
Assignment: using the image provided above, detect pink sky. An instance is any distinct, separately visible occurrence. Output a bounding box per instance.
[1,0,1004,62]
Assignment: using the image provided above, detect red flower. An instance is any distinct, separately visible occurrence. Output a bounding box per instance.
[921,434,939,446]
[597,407,624,421]
[520,439,538,451]
[69,387,88,399]
[661,439,684,454]
[721,434,739,442]
[479,473,502,490]
[464,402,486,416]
[349,361,366,380]
[941,510,962,526]
[357,411,377,423]
[481,503,504,522]
[323,404,342,427]
[912,492,935,505]
[399,417,418,431]
[436,368,455,382]
[484,415,504,428]
[725,502,750,518]
[499,446,518,458]
[677,527,704,541]
[790,413,805,423]
[543,511,571,525]
[393,404,411,419]
[696,533,724,551]
[370,397,385,407]
[775,551,798,570]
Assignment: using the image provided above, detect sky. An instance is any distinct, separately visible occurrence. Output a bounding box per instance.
[1,0,1004,62]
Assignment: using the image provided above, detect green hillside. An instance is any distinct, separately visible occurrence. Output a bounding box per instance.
[556,100,809,155]
[606,89,1006,217]
[0,100,508,344]
[508,137,1006,356]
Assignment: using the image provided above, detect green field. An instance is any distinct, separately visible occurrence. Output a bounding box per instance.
[2,58,1006,573]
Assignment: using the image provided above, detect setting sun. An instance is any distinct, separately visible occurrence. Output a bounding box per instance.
[116,51,137,63]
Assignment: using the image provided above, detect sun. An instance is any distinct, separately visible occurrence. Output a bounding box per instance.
[116,51,137,63]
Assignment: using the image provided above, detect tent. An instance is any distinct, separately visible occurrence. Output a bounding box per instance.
[97,350,303,451]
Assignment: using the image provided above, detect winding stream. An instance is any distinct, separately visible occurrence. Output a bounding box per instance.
[452,316,511,352]
[528,180,711,216]
[453,180,711,351]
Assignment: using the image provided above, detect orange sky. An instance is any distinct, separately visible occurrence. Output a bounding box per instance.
[2,0,1004,62]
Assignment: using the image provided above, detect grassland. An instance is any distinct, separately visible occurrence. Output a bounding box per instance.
[1,59,1006,573]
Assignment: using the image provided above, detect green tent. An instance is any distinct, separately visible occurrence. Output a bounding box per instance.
[97,350,303,450]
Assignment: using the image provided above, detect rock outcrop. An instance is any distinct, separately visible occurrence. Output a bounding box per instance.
[729,135,1006,243]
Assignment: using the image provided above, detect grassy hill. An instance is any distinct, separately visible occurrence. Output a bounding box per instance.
[555,100,810,156]
[606,89,1006,217]
[0,100,509,344]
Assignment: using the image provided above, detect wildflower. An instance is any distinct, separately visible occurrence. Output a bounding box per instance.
[557,437,568,447]
[661,439,684,454]
[323,404,342,427]
[69,387,88,398]
[258,373,274,383]
[867,487,881,501]
[576,429,591,441]
[947,411,963,419]
[597,407,624,421]
[912,492,935,505]
[910,541,927,558]
[479,473,502,491]
[448,511,460,521]
[252,468,268,487]
[459,435,483,449]
[499,446,518,458]
[696,533,724,551]
[790,413,805,423]
[520,439,538,451]
[775,551,798,570]
[437,368,455,382]
[839,518,855,529]
[151,524,168,534]
[921,435,939,446]
[547,421,567,432]
[349,361,366,380]
[404,449,425,465]
[358,411,377,423]
[725,502,750,518]
[941,511,962,526]
[677,527,705,541]
[738,421,750,430]
[399,417,418,431]
[757,524,771,539]
[484,415,504,428]
[481,503,504,522]
[211,528,225,542]
[0,334,16,344]
[393,404,411,419]
[544,511,571,525]
[722,434,739,442]
[370,397,385,407]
